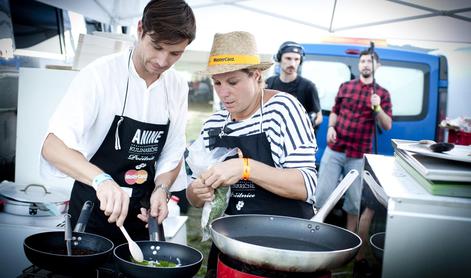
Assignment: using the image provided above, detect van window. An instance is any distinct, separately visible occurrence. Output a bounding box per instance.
[302,57,429,121]
[376,66,425,117]
[301,61,351,111]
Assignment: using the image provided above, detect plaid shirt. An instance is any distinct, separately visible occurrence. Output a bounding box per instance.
[330,79,392,158]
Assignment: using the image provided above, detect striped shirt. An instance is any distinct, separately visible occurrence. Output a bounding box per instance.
[199,92,318,204]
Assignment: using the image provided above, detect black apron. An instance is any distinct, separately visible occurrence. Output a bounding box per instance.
[213,131,314,217]
[69,51,170,244]
[206,91,314,276]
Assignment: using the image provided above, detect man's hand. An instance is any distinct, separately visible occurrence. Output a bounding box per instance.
[327,126,337,144]
[371,93,381,109]
[314,111,323,127]
[148,186,169,224]
[95,180,130,227]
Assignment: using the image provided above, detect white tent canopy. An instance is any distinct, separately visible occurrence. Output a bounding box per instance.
[36,0,471,118]
[38,0,471,51]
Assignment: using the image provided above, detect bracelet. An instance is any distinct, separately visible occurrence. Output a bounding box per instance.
[242,158,250,181]
[154,184,171,200]
[373,105,382,112]
[91,173,113,191]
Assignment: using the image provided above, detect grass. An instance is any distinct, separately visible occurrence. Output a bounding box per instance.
[184,100,213,278]
[186,101,213,143]
[186,206,211,278]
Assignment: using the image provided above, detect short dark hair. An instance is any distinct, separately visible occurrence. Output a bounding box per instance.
[141,0,196,45]
[360,49,379,62]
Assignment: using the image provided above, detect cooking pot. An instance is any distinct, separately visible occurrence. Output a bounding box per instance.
[363,170,387,262]
[0,181,68,216]
[370,232,385,261]
[210,170,362,273]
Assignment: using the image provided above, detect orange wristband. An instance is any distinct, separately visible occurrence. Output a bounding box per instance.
[242,158,250,181]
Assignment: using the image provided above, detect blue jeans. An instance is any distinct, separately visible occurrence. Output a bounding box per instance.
[316,147,363,215]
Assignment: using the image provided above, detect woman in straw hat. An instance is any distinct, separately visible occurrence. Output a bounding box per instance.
[186,31,318,276]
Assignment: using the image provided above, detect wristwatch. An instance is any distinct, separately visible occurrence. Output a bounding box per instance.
[154,184,171,200]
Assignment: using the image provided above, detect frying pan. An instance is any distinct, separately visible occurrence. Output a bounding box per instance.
[370,232,385,260]
[114,216,203,278]
[210,169,362,273]
[23,201,114,275]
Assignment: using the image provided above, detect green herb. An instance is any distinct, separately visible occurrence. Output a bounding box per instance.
[131,257,177,268]
[202,186,229,240]
[209,187,229,222]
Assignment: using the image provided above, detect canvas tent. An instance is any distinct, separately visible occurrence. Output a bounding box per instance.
[32,0,471,118]
[37,0,471,51]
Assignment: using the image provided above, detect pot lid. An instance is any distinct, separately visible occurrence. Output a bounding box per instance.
[0,181,68,203]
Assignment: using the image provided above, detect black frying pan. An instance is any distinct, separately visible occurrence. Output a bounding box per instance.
[114,217,203,278]
[23,201,114,275]
[210,170,362,273]
[370,232,385,261]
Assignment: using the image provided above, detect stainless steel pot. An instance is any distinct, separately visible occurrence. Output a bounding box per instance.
[0,181,68,216]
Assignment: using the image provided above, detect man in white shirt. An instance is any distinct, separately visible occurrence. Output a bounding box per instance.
[40,0,196,244]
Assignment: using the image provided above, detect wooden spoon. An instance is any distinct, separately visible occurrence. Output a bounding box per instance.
[119,225,144,262]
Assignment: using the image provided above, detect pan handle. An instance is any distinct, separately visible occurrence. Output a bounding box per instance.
[148,217,166,242]
[312,169,359,222]
[64,213,72,256]
[363,170,388,208]
[74,201,94,232]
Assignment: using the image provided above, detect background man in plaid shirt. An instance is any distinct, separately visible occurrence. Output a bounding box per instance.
[315,49,392,232]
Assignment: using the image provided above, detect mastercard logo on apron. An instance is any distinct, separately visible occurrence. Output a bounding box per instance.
[124,169,148,185]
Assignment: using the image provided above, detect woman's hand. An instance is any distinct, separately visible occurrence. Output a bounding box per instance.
[200,158,243,189]
[188,177,214,203]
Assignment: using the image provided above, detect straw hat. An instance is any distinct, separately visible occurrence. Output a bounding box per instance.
[199,31,273,75]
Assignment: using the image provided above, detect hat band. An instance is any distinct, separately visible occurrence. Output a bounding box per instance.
[208,54,260,66]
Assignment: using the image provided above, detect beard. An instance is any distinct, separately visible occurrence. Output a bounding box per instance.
[361,70,371,78]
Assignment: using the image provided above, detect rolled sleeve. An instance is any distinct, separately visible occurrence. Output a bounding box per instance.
[283,145,317,204]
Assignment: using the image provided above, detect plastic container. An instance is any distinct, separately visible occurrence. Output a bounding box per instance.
[448,129,471,145]
[168,195,180,217]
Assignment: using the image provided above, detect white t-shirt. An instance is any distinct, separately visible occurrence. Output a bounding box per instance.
[40,50,188,191]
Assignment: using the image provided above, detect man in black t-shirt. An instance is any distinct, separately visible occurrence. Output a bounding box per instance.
[266,41,322,129]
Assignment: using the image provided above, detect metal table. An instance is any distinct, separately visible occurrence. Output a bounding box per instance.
[364,154,471,278]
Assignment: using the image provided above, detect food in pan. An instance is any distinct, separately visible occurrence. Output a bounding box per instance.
[131,257,179,268]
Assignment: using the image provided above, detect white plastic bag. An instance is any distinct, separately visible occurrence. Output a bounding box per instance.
[185,136,238,241]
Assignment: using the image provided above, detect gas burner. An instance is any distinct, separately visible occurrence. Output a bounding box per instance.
[19,265,125,278]
[218,254,331,278]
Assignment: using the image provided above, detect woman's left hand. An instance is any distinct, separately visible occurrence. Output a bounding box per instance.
[200,158,244,189]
